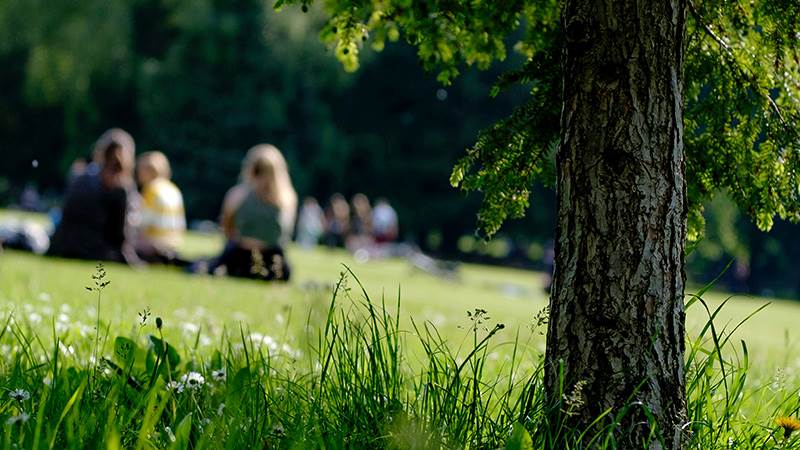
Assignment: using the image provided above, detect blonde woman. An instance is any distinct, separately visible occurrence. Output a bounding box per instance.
[135,151,186,263]
[210,144,297,280]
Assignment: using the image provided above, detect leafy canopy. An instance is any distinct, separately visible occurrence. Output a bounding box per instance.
[279,0,800,239]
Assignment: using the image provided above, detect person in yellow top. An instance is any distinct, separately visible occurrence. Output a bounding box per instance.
[135,151,187,263]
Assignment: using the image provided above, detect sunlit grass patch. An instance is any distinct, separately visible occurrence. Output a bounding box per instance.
[0,220,799,447]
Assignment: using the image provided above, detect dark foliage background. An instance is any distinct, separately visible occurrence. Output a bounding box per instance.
[0,0,796,298]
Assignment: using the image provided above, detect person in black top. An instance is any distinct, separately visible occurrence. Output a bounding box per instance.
[48,129,141,264]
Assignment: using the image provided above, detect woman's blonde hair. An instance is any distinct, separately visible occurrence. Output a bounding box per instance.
[138,151,172,180]
[93,128,135,166]
[241,144,298,232]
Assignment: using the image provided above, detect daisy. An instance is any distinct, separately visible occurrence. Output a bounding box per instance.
[8,389,30,402]
[5,412,30,426]
[212,369,226,382]
[166,381,184,394]
[180,371,205,389]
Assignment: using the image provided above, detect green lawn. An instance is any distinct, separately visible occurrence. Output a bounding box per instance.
[2,210,800,447]
[0,217,797,371]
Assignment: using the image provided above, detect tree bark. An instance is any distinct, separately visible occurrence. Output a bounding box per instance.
[545,0,688,448]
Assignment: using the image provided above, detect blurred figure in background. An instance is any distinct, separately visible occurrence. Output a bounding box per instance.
[135,151,186,264]
[19,183,43,212]
[372,198,398,244]
[295,196,325,249]
[48,128,141,264]
[347,193,373,253]
[88,128,135,177]
[204,144,296,281]
[349,193,372,236]
[323,193,350,248]
[67,157,88,185]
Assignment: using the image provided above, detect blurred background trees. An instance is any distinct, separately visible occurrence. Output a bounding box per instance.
[0,0,797,298]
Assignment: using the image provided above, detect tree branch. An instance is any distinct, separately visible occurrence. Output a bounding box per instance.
[687,1,791,131]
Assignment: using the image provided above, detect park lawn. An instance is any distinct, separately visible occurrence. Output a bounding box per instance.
[1,211,799,447]
[0,229,797,372]
[0,208,797,384]
[0,244,551,358]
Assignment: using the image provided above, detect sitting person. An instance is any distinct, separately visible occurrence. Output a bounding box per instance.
[206,144,297,281]
[346,193,374,253]
[48,128,141,264]
[322,193,350,248]
[372,198,399,243]
[135,151,187,264]
[295,196,325,249]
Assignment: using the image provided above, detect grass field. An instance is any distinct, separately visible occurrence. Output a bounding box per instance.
[1,209,799,448]
[0,224,797,368]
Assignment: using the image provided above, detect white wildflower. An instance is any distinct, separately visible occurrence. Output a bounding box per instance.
[38,292,51,302]
[262,335,278,352]
[211,369,226,382]
[217,403,225,417]
[27,312,42,324]
[181,322,199,334]
[8,389,30,402]
[180,371,205,389]
[5,412,30,426]
[167,381,185,394]
[165,426,176,443]
[281,343,301,359]
[79,324,93,337]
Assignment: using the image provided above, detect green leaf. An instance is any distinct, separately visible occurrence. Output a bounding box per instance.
[145,347,156,373]
[504,422,533,450]
[227,367,251,407]
[149,335,181,368]
[49,378,86,449]
[211,350,222,370]
[169,413,192,450]
[114,336,137,368]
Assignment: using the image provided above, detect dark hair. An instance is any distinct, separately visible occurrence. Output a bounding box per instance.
[251,157,274,178]
[103,143,124,175]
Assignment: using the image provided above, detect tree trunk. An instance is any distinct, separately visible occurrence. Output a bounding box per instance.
[545,0,687,448]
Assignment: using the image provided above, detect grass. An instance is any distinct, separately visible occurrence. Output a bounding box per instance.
[1,210,800,447]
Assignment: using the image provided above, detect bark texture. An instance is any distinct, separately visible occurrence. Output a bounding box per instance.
[545,0,688,448]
